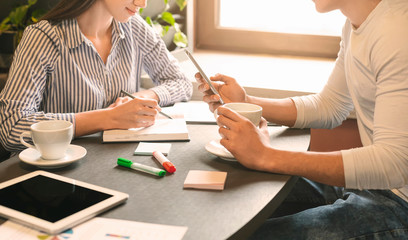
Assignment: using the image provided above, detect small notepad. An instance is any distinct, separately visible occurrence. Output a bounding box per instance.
[134,142,172,156]
[183,170,227,190]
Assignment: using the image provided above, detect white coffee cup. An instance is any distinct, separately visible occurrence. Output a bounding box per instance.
[215,102,263,126]
[20,120,74,160]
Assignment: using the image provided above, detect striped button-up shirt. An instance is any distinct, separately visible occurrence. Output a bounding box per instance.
[0,15,192,152]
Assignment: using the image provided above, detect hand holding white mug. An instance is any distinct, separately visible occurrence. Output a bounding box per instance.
[20,120,74,160]
[214,102,263,126]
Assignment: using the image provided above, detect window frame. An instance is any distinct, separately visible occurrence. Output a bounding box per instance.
[194,0,341,58]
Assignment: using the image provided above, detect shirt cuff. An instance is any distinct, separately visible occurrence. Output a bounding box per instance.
[151,86,171,106]
[341,149,358,189]
[290,96,306,128]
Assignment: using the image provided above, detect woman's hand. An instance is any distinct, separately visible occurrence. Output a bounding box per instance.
[107,96,161,129]
[74,95,161,137]
[216,106,271,171]
[195,73,247,112]
[108,97,132,108]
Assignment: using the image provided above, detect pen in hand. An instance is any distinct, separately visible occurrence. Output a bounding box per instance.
[120,90,173,119]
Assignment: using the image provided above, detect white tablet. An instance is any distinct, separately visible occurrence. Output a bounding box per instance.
[0,170,128,234]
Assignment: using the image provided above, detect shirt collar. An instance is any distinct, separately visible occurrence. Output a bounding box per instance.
[60,18,84,49]
[111,19,126,48]
[352,0,385,33]
[112,19,126,42]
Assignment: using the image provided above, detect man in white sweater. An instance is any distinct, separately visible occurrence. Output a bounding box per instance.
[196,0,408,238]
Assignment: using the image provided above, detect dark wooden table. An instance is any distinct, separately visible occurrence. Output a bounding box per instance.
[0,125,310,240]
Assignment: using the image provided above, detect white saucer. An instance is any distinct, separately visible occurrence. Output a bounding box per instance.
[19,144,87,169]
[205,139,236,161]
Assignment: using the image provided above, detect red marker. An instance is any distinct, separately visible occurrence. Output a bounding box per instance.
[153,151,176,173]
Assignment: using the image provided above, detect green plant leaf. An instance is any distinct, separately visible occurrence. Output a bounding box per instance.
[145,16,152,26]
[141,0,189,50]
[160,12,175,26]
[28,0,37,7]
[9,5,29,27]
[163,25,170,35]
[173,31,188,48]
[0,17,11,33]
[176,0,187,11]
[0,0,44,48]
[31,9,45,23]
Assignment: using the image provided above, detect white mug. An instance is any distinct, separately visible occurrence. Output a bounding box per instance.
[215,102,263,126]
[20,120,74,160]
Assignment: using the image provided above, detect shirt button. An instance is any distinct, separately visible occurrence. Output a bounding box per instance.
[104,69,109,75]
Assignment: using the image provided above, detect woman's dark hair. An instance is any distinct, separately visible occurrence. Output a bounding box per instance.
[40,0,97,24]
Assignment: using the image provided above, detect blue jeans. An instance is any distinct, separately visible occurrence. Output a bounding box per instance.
[248,178,408,240]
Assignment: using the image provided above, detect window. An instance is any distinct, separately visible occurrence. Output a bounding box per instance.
[195,0,346,58]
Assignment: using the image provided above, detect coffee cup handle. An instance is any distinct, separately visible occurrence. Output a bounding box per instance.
[20,131,36,149]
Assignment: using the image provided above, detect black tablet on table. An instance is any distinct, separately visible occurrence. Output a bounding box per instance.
[0,170,128,234]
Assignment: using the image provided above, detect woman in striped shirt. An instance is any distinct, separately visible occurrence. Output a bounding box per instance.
[0,0,192,152]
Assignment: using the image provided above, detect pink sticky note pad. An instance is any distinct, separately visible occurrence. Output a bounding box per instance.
[183,170,227,190]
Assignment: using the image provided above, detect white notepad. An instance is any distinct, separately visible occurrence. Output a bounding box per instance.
[183,170,227,190]
[134,142,172,156]
[103,119,190,142]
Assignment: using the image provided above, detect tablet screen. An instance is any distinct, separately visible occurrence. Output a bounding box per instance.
[0,175,112,223]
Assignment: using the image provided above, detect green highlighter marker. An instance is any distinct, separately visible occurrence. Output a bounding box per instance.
[117,158,166,177]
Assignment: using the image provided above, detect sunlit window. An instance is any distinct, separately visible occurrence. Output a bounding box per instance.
[219,0,345,36]
[195,0,343,58]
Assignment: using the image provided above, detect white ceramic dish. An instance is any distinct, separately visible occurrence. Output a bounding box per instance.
[205,139,236,161]
[19,144,87,169]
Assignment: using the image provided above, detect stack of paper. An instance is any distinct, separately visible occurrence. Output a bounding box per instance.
[183,170,228,190]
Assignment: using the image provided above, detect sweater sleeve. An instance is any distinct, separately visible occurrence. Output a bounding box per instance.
[291,35,354,130]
